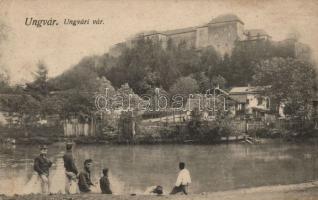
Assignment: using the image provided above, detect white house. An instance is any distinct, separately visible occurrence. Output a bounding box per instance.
[229,86,274,120]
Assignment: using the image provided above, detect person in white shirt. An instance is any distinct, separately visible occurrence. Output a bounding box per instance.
[170,162,191,195]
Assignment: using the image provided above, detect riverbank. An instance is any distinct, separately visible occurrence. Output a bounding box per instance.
[2,181,318,200]
[9,136,318,145]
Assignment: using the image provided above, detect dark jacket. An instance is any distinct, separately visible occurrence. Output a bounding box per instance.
[99,176,112,194]
[63,151,78,175]
[34,155,52,176]
[78,169,93,193]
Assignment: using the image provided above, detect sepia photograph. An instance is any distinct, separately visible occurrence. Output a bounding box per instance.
[0,0,318,199]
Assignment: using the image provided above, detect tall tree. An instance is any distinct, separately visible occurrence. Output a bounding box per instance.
[253,57,317,118]
[169,76,199,102]
[27,61,49,96]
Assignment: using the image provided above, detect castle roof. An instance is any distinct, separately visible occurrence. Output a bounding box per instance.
[244,29,270,37]
[209,14,244,25]
[137,14,244,37]
[139,26,197,37]
[161,26,197,35]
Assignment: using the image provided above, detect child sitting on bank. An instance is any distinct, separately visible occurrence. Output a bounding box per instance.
[100,168,112,194]
[144,185,164,195]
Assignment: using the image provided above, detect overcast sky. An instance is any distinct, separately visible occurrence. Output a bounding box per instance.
[0,0,317,84]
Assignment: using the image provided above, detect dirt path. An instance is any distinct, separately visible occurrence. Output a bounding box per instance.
[3,181,318,200]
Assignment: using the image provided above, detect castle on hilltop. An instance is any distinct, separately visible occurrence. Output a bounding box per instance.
[109,14,309,59]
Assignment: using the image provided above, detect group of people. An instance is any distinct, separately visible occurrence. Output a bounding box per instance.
[33,143,191,195]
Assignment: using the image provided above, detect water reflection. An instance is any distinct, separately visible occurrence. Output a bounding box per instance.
[0,142,318,195]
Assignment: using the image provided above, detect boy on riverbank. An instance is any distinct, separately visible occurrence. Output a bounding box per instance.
[63,142,78,194]
[78,159,94,193]
[34,145,52,194]
[144,185,164,195]
[170,162,191,195]
[99,168,112,194]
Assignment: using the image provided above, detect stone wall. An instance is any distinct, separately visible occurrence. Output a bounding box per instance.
[168,31,197,48]
[207,22,241,55]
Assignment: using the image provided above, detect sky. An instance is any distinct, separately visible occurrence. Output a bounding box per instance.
[0,0,317,84]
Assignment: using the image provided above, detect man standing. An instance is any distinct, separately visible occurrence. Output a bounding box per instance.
[78,159,94,193]
[170,162,191,195]
[34,145,52,194]
[63,142,78,194]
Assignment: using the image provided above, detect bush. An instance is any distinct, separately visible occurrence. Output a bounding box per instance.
[159,126,178,139]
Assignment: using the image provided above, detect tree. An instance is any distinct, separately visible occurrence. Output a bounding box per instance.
[228,39,274,86]
[169,76,199,102]
[0,21,10,93]
[211,75,227,89]
[0,68,10,93]
[253,57,317,118]
[105,38,201,94]
[198,46,221,77]
[27,61,49,96]
[192,72,211,93]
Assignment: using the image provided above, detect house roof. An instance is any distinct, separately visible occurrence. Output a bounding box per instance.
[229,87,249,94]
[209,14,244,25]
[229,86,270,94]
[229,94,246,104]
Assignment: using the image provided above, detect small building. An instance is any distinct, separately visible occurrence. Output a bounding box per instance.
[184,91,239,120]
[229,86,274,120]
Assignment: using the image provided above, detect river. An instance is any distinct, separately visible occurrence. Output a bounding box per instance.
[0,141,318,195]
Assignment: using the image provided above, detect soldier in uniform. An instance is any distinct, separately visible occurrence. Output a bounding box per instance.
[34,145,52,194]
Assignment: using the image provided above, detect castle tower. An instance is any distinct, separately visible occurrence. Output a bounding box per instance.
[196,14,245,55]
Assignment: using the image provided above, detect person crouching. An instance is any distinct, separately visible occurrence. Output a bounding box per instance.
[78,159,94,193]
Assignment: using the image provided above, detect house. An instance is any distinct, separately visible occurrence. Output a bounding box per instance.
[184,90,239,120]
[229,86,274,121]
[181,85,281,121]
[0,110,8,126]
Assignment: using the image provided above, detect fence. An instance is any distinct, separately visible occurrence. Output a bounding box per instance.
[273,119,307,130]
[221,120,267,134]
[63,119,96,137]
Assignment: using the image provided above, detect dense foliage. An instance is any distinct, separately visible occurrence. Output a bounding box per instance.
[253,57,317,118]
[0,36,317,122]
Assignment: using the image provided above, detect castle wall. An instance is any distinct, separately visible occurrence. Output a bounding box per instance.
[168,31,197,48]
[237,23,245,40]
[207,22,241,55]
[196,26,209,48]
[295,42,311,60]
[144,34,167,42]
[108,15,281,58]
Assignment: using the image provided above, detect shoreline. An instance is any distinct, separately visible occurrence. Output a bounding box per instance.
[6,136,318,146]
[3,181,318,200]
